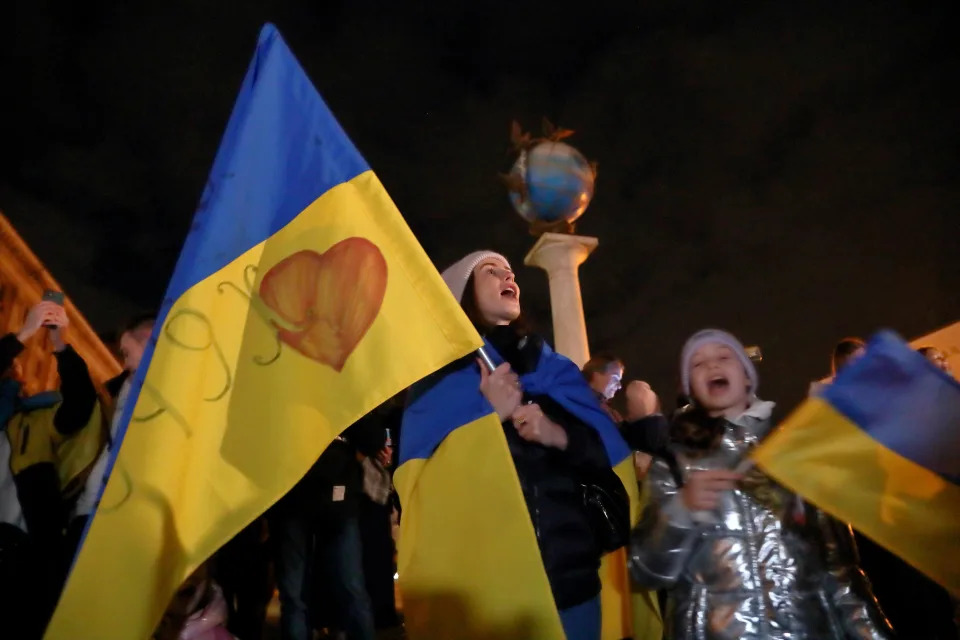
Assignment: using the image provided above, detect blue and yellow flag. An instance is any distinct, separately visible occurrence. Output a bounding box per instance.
[47,24,481,639]
[753,330,960,596]
[395,339,662,640]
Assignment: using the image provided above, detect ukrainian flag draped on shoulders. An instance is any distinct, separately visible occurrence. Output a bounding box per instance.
[48,24,482,639]
[752,330,960,596]
[396,337,662,640]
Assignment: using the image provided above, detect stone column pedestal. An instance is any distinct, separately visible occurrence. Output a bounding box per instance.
[524,232,597,368]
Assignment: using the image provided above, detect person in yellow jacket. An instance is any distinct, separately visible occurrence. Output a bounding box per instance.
[0,300,103,635]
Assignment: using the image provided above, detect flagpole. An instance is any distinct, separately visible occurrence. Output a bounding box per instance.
[477,346,497,372]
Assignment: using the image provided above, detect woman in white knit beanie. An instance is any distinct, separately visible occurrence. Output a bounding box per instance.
[401,250,634,640]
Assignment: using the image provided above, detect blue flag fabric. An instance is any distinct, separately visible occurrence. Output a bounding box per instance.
[400,338,631,466]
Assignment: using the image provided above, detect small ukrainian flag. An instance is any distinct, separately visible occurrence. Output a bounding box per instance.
[753,330,960,596]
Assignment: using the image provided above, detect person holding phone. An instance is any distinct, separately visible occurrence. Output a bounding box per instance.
[1,295,101,635]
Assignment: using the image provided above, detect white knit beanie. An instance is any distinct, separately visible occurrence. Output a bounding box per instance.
[440,251,511,303]
[680,329,758,396]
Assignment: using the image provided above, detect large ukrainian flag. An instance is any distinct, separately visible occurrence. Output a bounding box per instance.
[47,24,481,639]
[753,330,960,596]
[395,339,662,640]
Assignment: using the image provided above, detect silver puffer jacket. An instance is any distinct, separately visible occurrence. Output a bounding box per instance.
[629,402,893,640]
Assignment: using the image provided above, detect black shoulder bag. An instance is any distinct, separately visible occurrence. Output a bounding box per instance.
[580,463,631,553]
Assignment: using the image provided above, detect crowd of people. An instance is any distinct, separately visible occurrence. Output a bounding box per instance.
[1,248,957,639]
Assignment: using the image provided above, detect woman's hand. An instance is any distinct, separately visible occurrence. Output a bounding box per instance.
[17,301,61,343]
[681,469,742,511]
[47,306,69,352]
[479,360,522,421]
[511,402,568,450]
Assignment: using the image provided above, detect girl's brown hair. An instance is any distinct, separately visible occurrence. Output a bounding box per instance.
[669,404,727,451]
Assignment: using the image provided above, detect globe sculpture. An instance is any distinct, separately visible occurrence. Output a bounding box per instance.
[504,119,597,235]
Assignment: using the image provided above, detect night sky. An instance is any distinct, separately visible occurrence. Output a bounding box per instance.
[4,1,958,412]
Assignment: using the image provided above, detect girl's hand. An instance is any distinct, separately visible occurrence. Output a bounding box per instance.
[681,469,742,511]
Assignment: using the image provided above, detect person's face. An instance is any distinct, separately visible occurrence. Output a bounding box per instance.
[471,258,520,326]
[119,328,150,372]
[591,364,624,400]
[689,342,750,417]
[924,348,952,376]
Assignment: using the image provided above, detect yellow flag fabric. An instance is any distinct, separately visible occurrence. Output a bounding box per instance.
[395,338,662,640]
[396,420,661,640]
[600,458,662,640]
[47,24,480,638]
[396,415,568,639]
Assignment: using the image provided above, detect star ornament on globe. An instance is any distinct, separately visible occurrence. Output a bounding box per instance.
[503,118,598,236]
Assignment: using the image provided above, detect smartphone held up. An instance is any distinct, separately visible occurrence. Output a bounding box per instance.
[41,290,65,329]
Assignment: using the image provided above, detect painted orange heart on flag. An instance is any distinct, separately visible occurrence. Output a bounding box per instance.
[259,237,388,371]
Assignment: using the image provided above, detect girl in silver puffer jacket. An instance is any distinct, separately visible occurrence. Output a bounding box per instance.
[629,329,892,640]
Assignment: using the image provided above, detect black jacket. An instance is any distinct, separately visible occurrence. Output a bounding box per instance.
[620,413,670,456]
[1,333,97,436]
[486,326,610,610]
[287,410,387,524]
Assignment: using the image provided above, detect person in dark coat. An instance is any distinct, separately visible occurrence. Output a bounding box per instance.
[269,413,386,640]
[619,381,670,457]
[433,250,622,640]
[356,396,403,630]
[1,300,99,638]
